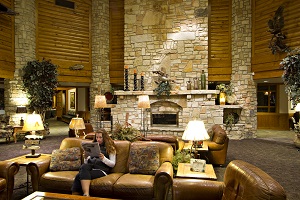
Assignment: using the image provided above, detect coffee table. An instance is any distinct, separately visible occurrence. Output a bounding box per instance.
[22,191,121,200]
[176,163,217,180]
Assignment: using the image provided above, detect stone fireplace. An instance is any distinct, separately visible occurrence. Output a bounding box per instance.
[110,90,244,138]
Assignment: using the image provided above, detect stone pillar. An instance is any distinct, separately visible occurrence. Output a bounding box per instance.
[91,0,110,129]
[4,0,36,124]
[231,0,257,138]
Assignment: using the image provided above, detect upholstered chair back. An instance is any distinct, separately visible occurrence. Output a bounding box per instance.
[222,160,287,200]
[111,140,131,173]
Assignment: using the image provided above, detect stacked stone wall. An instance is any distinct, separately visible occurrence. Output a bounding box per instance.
[230,0,257,139]
[90,0,111,129]
[124,0,209,91]
[4,0,36,124]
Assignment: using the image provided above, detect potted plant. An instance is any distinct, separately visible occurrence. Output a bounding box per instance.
[171,150,191,173]
[224,112,239,131]
[280,49,300,105]
[22,59,58,135]
[111,121,143,142]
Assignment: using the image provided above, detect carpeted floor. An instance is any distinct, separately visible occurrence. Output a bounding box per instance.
[0,119,299,199]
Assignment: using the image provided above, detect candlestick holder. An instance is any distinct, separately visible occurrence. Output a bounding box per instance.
[124,68,129,91]
[140,74,145,91]
[133,72,138,91]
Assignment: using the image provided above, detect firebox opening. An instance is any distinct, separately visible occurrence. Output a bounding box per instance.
[151,113,178,126]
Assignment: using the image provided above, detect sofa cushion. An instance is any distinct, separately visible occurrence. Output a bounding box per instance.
[128,144,160,175]
[212,127,227,144]
[50,147,81,171]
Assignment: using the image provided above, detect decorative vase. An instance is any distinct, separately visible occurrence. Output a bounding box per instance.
[219,92,226,105]
[226,94,237,105]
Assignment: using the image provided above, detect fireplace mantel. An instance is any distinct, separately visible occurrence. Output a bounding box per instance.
[115,90,220,96]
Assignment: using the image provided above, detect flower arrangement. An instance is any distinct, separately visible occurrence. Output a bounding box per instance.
[280,49,300,104]
[216,83,233,96]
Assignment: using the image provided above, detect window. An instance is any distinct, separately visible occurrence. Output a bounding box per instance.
[257,84,277,112]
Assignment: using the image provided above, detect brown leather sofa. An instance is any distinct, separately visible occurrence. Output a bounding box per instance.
[27,138,174,200]
[0,160,19,200]
[146,134,183,152]
[173,160,287,200]
[204,124,229,165]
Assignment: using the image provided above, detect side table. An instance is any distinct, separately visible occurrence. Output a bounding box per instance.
[176,163,217,180]
[8,154,51,194]
[183,141,209,161]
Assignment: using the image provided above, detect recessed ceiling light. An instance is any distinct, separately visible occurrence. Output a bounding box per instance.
[263,80,268,82]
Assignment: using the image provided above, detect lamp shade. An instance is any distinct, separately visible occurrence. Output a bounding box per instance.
[16,106,27,113]
[69,117,85,130]
[295,103,300,112]
[22,112,44,131]
[138,95,150,108]
[182,120,210,141]
[94,95,107,108]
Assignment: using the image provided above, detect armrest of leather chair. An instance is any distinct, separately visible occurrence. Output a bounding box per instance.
[0,161,19,200]
[173,178,224,200]
[154,162,174,200]
[207,141,224,151]
[27,156,51,192]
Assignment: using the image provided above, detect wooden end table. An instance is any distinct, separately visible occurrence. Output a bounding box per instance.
[22,191,121,200]
[8,154,51,194]
[176,163,217,180]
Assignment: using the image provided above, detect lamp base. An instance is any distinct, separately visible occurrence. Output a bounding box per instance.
[25,148,41,158]
[26,153,41,158]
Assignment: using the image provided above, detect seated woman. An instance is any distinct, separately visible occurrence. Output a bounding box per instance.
[71,129,116,196]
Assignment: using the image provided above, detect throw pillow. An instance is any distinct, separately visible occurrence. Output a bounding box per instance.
[50,147,81,171]
[128,144,160,175]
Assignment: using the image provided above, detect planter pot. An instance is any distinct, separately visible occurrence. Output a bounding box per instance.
[294,134,300,148]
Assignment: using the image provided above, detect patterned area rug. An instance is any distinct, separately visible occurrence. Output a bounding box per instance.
[0,119,299,199]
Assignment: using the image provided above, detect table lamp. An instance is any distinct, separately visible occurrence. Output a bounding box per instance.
[22,112,44,158]
[138,95,150,137]
[94,95,107,130]
[182,120,210,155]
[69,114,86,138]
[16,106,27,126]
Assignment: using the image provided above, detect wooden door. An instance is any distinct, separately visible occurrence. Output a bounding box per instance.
[56,91,63,120]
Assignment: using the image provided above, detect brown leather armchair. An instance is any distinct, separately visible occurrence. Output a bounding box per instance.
[205,124,229,165]
[0,161,19,200]
[173,160,287,200]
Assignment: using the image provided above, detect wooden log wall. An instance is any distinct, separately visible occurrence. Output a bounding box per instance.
[109,0,124,86]
[252,0,300,80]
[36,0,92,83]
[0,0,15,79]
[208,0,232,82]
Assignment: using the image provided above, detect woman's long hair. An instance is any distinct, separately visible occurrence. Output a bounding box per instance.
[93,128,116,154]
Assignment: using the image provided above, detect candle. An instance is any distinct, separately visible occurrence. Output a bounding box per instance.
[134,69,137,74]
[124,65,128,69]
